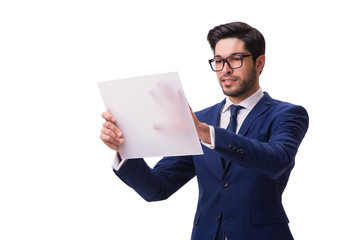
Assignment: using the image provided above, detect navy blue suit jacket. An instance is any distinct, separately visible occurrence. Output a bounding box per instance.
[114,92,309,240]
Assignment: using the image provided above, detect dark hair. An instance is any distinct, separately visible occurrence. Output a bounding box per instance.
[207,22,265,62]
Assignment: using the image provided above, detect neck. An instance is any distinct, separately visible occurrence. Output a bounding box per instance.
[229,85,260,104]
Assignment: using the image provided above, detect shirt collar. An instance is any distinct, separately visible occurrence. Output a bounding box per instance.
[222,88,264,113]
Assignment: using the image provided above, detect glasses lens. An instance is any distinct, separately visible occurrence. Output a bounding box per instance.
[210,58,224,71]
[227,55,243,69]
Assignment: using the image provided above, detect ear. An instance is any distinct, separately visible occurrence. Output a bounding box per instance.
[256,55,265,74]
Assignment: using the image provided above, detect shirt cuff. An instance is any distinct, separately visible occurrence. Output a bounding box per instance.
[112,153,128,171]
[200,125,215,150]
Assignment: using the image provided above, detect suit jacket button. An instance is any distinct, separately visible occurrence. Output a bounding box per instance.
[226,143,232,148]
[216,215,221,221]
[236,148,244,154]
[222,181,229,188]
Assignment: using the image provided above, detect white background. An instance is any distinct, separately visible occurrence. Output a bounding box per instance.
[1,0,359,239]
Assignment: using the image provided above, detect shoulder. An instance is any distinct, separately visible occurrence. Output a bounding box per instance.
[194,99,225,121]
[248,92,309,132]
[263,93,309,131]
[269,96,308,117]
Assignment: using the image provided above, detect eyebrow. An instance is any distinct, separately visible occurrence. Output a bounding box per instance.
[214,52,247,58]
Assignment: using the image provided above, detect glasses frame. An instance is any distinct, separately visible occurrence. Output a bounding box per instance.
[208,54,252,72]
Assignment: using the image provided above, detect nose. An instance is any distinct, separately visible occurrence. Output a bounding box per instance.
[222,60,233,74]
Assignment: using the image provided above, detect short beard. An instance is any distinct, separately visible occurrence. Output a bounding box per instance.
[221,70,257,98]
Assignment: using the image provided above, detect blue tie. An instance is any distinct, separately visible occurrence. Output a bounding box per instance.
[216,105,244,240]
[221,105,243,169]
[226,105,243,133]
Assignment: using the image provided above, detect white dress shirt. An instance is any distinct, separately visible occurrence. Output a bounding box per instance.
[113,88,264,170]
[201,88,264,149]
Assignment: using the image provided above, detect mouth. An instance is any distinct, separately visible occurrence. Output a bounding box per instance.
[221,78,238,86]
[222,78,237,82]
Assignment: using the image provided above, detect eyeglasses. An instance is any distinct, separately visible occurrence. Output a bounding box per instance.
[208,54,252,72]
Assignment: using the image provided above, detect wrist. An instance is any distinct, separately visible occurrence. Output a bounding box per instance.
[197,122,211,144]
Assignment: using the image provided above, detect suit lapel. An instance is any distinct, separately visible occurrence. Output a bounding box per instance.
[238,92,273,136]
[224,92,273,173]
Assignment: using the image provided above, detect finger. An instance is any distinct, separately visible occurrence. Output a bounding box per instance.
[100,131,117,144]
[158,82,173,99]
[103,121,122,136]
[101,127,123,143]
[157,82,176,103]
[188,105,194,115]
[102,138,120,152]
[102,112,116,122]
[175,90,188,112]
[100,131,124,146]
[188,105,199,126]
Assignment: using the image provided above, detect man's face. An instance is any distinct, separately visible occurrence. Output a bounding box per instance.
[214,38,260,103]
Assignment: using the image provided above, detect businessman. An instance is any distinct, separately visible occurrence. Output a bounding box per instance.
[100,22,309,240]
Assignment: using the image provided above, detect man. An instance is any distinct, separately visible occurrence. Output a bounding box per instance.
[100,22,309,240]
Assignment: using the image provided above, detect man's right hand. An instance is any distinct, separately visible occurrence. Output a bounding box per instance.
[100,112,124,152]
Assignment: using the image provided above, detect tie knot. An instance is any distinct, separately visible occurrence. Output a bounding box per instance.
[229,105,243,118]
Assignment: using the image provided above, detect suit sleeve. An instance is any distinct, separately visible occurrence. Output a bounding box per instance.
[213,105,309,179]
[113,155,196,202]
